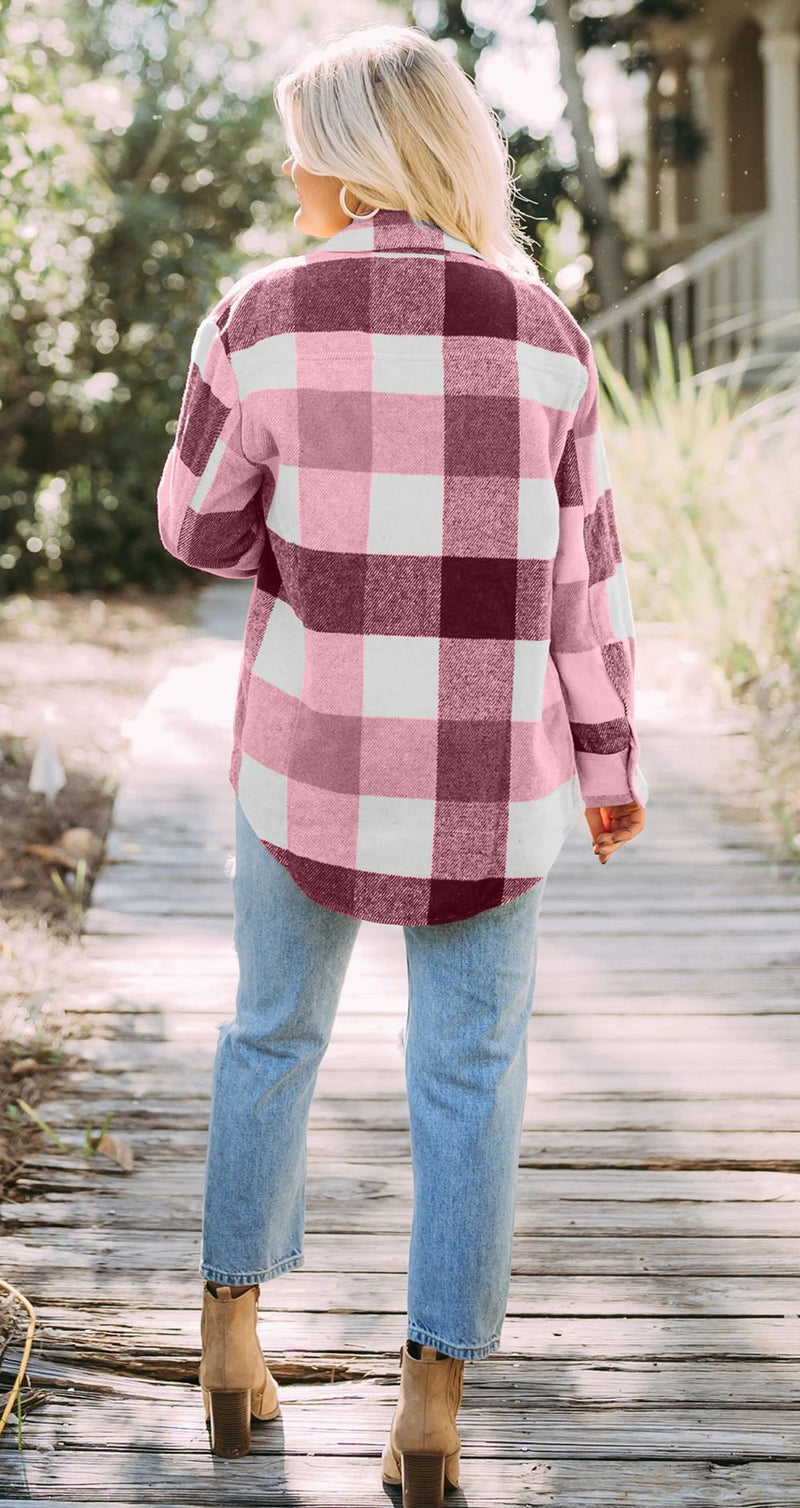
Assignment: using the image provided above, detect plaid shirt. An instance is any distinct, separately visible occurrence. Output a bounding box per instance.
[157,207,649,926]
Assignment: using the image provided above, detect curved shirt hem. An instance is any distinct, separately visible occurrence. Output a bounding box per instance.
[230,768,581,928]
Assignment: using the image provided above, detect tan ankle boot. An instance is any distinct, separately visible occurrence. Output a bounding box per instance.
[198,1281,280,1456]
[381,1341,465,1505]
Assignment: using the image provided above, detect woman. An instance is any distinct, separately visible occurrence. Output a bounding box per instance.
[156,20,648,1504]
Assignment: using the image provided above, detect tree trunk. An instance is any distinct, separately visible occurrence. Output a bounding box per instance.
[547,0,627,309]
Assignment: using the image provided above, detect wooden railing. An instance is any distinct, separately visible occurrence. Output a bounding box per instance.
[582,212,772,388]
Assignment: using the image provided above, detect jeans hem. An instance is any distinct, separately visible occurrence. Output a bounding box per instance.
[406,1322,500,1361]
[198,1251,305,1284]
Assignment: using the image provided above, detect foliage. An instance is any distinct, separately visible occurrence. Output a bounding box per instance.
[654,110,709,166]
[596,317,800,712]
[0,0,302,594]
[1,0,575,593]
[529,0,697,75]
[597,319,800,849]
[0,0,726,594]
[499,0,705,314]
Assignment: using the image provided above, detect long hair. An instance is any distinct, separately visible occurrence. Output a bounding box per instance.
[273,23,542,283]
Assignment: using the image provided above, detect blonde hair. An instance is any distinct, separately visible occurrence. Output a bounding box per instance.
[274,23,542,283]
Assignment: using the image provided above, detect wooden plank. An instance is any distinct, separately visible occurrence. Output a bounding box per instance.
[28,1092,800,1133]
[1,1455,799,1506]
[45,1027,800,1075]
[7,1350,800,1406]
[58,983,800,1014]
[6,1230,800,1276]
[53,1002,800,1045]
[82,912,800,966]
[9,1391,800,1457]
[5,1194,800,1238]
[52,1032,800,1076]
[90,869,800,904]
[12,1307,800,1368]
[37,1062,800,1097]
[4,1267,800,1314]
[9,1161,800,1202]
[86,884,800,927]
[20,1125,800,1167]
[71,952,800,995]
[54,1031,800,1079]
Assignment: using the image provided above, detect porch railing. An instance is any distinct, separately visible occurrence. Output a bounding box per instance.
[582,211,772,388]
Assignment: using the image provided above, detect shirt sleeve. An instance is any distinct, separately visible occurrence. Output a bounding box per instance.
[550,338,649,809]
[156,312,268,580]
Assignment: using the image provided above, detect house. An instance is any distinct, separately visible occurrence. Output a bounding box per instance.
[583,0,800,388]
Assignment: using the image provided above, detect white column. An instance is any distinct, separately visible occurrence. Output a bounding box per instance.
[758,9,800,331]
[687,36,731,232]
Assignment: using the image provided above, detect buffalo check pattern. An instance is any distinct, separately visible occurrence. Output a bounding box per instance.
[157,208,649,925]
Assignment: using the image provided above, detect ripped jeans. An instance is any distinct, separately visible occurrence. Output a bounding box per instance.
[198,798,547,1361]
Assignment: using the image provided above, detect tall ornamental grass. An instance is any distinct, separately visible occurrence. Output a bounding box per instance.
[597,318,800,855]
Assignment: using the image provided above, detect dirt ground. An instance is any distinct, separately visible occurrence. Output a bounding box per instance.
[0,587,199,1203]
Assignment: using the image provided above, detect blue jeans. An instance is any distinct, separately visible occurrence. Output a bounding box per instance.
[199,798,547,1361]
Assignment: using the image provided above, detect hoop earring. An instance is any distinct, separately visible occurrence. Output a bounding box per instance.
[339,183,380,220]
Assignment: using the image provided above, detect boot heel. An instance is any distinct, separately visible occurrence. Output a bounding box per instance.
[208,1389,252,1457]
[401,1450,446,1507]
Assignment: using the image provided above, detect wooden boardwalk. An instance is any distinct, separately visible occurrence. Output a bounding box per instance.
[2,582,800,1505]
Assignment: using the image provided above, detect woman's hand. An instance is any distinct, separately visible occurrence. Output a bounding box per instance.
[584,802,645,864]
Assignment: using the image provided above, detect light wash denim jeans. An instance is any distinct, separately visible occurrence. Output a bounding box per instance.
[198,798,547,1362]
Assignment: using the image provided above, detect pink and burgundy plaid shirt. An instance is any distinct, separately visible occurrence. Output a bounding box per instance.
[157,207,649,925]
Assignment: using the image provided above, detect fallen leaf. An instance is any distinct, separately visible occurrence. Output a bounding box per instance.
[58,827,103,865]
[94,1132,134,1172]
[10,1058,40,1077]
[24,843,78,870]
[1,876,28,891]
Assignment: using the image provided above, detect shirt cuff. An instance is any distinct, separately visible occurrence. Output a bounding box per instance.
[576,745,649,809]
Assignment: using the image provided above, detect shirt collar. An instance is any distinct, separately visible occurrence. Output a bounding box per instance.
[313,206,489,261]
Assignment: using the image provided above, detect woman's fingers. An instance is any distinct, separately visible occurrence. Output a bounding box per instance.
[594,830,626,859]
[593,830,627,861]
[587,803,645,863]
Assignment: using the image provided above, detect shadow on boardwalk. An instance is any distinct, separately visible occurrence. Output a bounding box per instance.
[2,582,800,1505]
